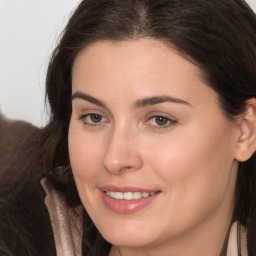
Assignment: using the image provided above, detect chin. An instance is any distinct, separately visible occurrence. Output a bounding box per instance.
[98,221,158,247]
[104,234,155,247]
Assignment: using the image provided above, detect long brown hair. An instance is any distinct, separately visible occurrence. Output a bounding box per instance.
[41,0,256,255]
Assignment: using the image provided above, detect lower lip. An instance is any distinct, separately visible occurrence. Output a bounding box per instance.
[101,191,160,214]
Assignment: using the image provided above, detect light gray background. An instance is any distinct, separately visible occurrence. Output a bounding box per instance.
[1,0,256,127]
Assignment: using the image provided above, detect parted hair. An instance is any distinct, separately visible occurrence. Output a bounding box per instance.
[40,0,256,255]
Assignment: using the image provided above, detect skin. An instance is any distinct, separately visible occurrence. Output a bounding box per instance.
[69,39,243,256]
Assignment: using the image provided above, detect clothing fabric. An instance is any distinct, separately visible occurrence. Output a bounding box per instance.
[227,222,248,256]
[0,175,57,256]
[41,178,83,256]
[41,178,248,256]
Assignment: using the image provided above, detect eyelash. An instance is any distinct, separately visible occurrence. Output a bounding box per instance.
[146,115,177,129]
[78,113,177,129]
[78,113,108,126]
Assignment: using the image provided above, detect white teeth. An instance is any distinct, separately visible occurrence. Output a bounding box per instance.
[123,192,133,200]
[142,192,150,197]
[115,192,124,200]
[133,192,142,199]
[106,191,156,200]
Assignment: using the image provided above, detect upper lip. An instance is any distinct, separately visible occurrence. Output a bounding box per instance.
[99,185,160,193]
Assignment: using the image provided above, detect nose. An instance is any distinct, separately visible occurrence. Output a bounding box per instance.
[102,128,143,175]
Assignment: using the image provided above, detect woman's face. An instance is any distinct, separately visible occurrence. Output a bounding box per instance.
[69,39,240,252]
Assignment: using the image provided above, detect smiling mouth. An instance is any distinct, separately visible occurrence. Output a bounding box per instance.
[105,191,157,200]
[101,188,161,213]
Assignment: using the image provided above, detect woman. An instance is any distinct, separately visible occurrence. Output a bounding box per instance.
[1,0,256,255]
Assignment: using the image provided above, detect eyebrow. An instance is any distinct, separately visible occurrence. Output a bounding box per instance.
[71,91,192,109]
[134,96,192,108]
[72,91,107,108]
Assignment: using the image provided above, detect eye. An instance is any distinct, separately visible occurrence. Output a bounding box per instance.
[78,113,108,126]
[146,115,177,129]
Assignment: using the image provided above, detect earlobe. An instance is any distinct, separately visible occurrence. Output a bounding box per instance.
[235,98,256,162]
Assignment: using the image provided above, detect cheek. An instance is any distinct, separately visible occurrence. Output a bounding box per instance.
[145,123,236,208]
[147,133,231,178]
[68,122,105,216]
[68,123,104,182]
[143,134,236,236]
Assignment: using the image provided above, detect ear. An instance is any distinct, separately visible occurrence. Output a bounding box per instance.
[235,98,256,162]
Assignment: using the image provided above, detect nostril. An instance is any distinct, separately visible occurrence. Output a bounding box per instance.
[102,144,143,174]
[119,166,134,172]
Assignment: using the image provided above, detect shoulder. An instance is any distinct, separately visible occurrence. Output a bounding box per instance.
[0,113,43,179]
[0,115,56,255]
[0,174,57,256]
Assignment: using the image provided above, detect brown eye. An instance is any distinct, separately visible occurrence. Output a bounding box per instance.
[79,113,107,126]
[155,116,169,126]
[90,114,103,123]
[147,115,177,129]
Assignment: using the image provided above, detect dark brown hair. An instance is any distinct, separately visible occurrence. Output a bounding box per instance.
[41,0,256,255]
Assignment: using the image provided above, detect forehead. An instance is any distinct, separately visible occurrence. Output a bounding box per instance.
[72,38,201,78]
[71,39,215,106]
